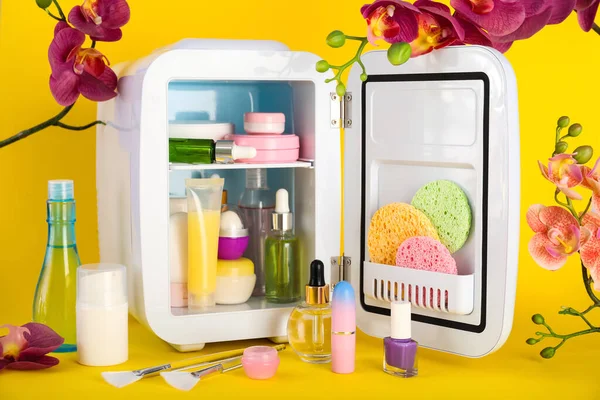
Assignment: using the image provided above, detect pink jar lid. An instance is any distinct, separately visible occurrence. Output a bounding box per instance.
[242,346,279,363]
[225,134,299,150]
[244,112,285,124]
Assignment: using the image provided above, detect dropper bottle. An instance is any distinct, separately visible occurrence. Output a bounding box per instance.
[265,189,300,303]
[287,260,332,363]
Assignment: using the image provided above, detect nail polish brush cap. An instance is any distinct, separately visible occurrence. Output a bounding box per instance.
[332,281,356,333]
[390,301,412,340]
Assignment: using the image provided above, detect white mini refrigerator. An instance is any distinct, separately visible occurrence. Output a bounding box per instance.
[97,39,520,357]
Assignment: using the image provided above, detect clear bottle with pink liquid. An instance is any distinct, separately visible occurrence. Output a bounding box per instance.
[239,169,274,296]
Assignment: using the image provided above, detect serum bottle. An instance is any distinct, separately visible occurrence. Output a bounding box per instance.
[265,189,301,303]
[287,260,332,363]
[383,301,418,378]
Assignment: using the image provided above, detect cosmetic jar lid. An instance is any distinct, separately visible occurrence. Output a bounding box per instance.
[77,264,127,307]
[244,112,285,124]
[224,134,299,151]
[219,209,249,237]
[242,346,279,363]
[169,121,234,140]
[217,258,255,277]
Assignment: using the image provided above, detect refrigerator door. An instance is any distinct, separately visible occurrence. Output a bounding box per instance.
[344,46,520,357]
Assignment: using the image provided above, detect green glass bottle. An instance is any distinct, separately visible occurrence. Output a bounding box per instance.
[32,180,81,352]
[169,139,256,164]
[265,189,301,303]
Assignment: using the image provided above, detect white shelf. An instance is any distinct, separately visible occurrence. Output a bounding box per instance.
[363,261,474,315]
[169,160,313,171]
[171,297,300,317]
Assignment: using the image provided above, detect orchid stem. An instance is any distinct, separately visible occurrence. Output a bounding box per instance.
[91,41,96,49]
[325,36,369,85]
[46,10,63,22]
[582,263,600,305]
[593,23,600,36]
[0,105,73,148]
[580,197,593,220]
[55,121,105,131]
[52,0,67,21]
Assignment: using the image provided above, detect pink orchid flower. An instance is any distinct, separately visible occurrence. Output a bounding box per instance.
[538,153,584,200]
[49,22,118,106]
[361,0,421,45]
[581,212,600,291]
[68,0,130,42]
[409,0,465,56]
[527,204,591,270]
[453,12,494,47]
[581,158,600,210]
[575,0,600,32]
[0,323,64,370]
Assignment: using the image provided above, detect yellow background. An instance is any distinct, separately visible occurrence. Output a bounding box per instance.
[1,0,599,398]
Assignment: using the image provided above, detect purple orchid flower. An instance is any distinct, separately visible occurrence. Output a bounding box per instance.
[68,0,130,42]
[451,0,577,52]
[576,0,600,32]
[410,0,465,56]
[360,0,422,45]
[0,323,64,370]
[49,22,118,106]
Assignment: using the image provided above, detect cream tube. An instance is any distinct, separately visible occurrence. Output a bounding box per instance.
[186,178,224,310]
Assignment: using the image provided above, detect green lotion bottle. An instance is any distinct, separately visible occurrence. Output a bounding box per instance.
[265,189,301,303]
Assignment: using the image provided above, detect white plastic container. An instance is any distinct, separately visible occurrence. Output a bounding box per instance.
[76,263,128,366]
[169,197,188,307]
[169,121,234,141]
[97,40,520,358]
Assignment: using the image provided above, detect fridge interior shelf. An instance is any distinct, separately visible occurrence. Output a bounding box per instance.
[169,160,314,171]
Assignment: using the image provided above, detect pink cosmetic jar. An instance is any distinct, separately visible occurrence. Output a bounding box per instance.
[244,112,285,135]
[224,134,299,164]
[241,346,280,380]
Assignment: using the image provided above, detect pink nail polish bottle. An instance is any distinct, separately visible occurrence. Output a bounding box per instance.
[331,281,356,374]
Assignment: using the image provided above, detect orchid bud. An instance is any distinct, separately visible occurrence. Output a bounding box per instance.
[326,31,346,48]
[526,338,539,345]
[360,73,368,82]
[554,141,568,154]
[316,60,330,73]
[336,82,346,97]
[532,314,545,325]
[387,42,411,66]
[540,347,555,359]
[557,116,570,128]
[573,145,593,164]
[568,123,583,137]
[37,0,53,8]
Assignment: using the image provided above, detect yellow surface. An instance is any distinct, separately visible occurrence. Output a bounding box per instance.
[187,210,221,306]
[1,0,600,398]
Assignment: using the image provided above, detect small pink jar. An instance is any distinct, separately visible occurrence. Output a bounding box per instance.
[241,346,280,380]
[244,112,285,135]
[224,134,299,164]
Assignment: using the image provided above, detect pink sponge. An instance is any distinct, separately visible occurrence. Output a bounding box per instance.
[395,236,458,275]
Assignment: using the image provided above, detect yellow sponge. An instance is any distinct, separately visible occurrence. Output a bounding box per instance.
[368,203,439,265]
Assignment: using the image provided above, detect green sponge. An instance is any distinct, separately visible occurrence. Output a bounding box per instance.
[411,180,472,254]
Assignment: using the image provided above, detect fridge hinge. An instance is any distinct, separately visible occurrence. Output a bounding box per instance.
[330,256,351,287]
[330,92,352,129]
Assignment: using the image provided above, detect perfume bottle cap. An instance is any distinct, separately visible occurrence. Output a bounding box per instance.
[390,300,412,340]
[306,260,329,305]
[48,179,74,201]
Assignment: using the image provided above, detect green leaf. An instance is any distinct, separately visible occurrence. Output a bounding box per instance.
[326,31,346,48]
[36,0,53,9]
[387,42,411,66]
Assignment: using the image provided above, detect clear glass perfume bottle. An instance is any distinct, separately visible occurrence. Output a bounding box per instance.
[33,180,81,353]
[265,189,300,303]
[287,260,331,363]
[383,301,419,377]
[239,169,274,296]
